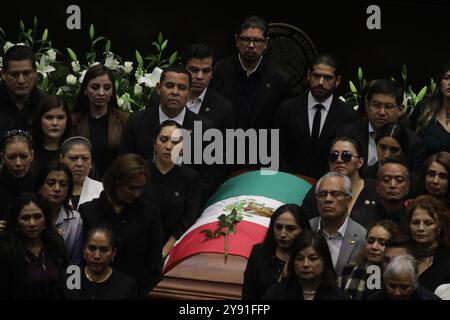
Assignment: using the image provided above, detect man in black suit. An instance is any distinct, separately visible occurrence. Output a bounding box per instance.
[0,45,46,137]
[210,15,291,131]
[120,65,217,205]
[337,79,425,176]
[181,43,235,133]
[275,53,358,179]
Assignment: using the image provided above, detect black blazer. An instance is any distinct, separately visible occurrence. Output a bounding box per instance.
[211,55,291,130]
[275,92,358,179]
[79,192,163,298]
[199,88,235,132]
[337,119,426,176]
[419,247,450,292]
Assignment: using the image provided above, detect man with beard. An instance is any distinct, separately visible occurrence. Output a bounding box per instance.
[0,45,46,137]
[274,54,358,179]
[352,157,410,229]
[211,16,291,131]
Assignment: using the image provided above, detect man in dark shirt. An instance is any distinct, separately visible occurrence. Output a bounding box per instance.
[352,157,410,228]
[0,45,46,137]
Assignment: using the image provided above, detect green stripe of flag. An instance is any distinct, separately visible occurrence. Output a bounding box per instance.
[205,171,312,208]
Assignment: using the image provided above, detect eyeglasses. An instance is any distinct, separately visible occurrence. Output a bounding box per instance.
[328,151,359,163]
[315,190,349,200]
[238,36,266,47]
[369,101,398,111]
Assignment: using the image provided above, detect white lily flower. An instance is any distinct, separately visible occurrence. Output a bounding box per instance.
[36,55,55,76]
[66,74,78,85]
[338,96,346,102]
[89,61,100,68]
[0,57,2,68]
[79,70,87,83]
[134,83,143,95]
[123,61,133,74]
[138,67,163,88]
[71,61,81,73]
[46,49,57,62]
[3,42,15,52]
[104,52,120,70]
[117,97,124,107]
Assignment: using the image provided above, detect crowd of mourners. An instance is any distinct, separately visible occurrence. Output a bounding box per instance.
[0,15,449,300]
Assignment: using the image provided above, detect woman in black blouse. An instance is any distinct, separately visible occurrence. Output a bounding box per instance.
[263,230,350,300]
[0,192,67,299]
[31,95,72,174]
[242,204,311,299]
[144,120,202,259]
[58,225,138,300]
[405,195,450,292]
[301,136,378,219]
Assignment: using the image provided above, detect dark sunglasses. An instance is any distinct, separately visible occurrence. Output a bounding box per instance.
[328,151,359,163]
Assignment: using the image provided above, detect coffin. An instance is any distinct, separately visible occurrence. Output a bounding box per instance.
[149,171,312,300]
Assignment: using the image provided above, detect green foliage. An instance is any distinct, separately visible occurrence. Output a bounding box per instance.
[343,64,436,117]
[0,17,178,112]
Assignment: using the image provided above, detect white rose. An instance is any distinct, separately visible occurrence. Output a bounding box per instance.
[134,84,143,95]
[123,61,133,74]
[66,74,77,85]
[46,49,57,62]
[71,61,80,73]
[117,98,124,107]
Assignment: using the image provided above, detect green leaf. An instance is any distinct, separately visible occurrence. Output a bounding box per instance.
[19,20,25,32]
[158,32,163,44]
[402,64,407,82]
[33,16,38,28]
[200,229,214,238]
[135,50,144,68]
[169,51,178,65]
[362,79,367,90]
[105,40,111,53]
[89,24,95,40]
[39,75,49,91]
[417,86,427,103]
[357,67,363,82]
[152,41,160,51]
[161,39,168,51]
[229,224,236,234]
[66,48,78,61]
[94,36,107,45]
[41,29,48,42]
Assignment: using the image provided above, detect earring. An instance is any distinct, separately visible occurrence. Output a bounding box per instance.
[152,149,157,163]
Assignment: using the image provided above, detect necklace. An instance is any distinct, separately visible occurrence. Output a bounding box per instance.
[41,250,46,271]
[85,267,113,283]
[303,289,317,295]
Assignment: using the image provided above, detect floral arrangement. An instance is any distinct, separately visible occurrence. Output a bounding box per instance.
[0,17,178,112]
[343,65,436,117]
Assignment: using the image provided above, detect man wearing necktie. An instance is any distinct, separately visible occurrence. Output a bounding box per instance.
[275,53,358,179]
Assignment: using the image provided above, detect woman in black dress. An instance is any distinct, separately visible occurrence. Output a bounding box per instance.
[0,192,67,299]
[242,203,311,299]
[58,225,138,300]
[144,120,202,259]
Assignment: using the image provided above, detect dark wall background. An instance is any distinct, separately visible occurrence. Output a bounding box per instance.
[2,0,449,96]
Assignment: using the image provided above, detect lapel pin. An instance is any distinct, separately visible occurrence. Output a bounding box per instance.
[349,240,355,245]
[205,107,210,112]
[266,83,271,89]
[365,200,370,205]
[371,201,376,205]
[174,191,179,197]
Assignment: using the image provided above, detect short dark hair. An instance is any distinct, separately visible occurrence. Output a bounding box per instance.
[85,224,117,248]
[159,65,192,88]
[385,234,415,254]
[263,204,311,253]
[366,79,404,106]
[309,53,340,75]
[181,43,214,66]
[2,45,36,71]
[377,156,409,181]
[237,16,268,37]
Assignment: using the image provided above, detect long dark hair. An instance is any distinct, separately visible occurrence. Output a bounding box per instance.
[72,64,119,114]
[418,151,450,208]
[5,192,61,257]
[32,95,72,148]
[416,62,450,133]
[263,204,311,253]
[287,231,337,288]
